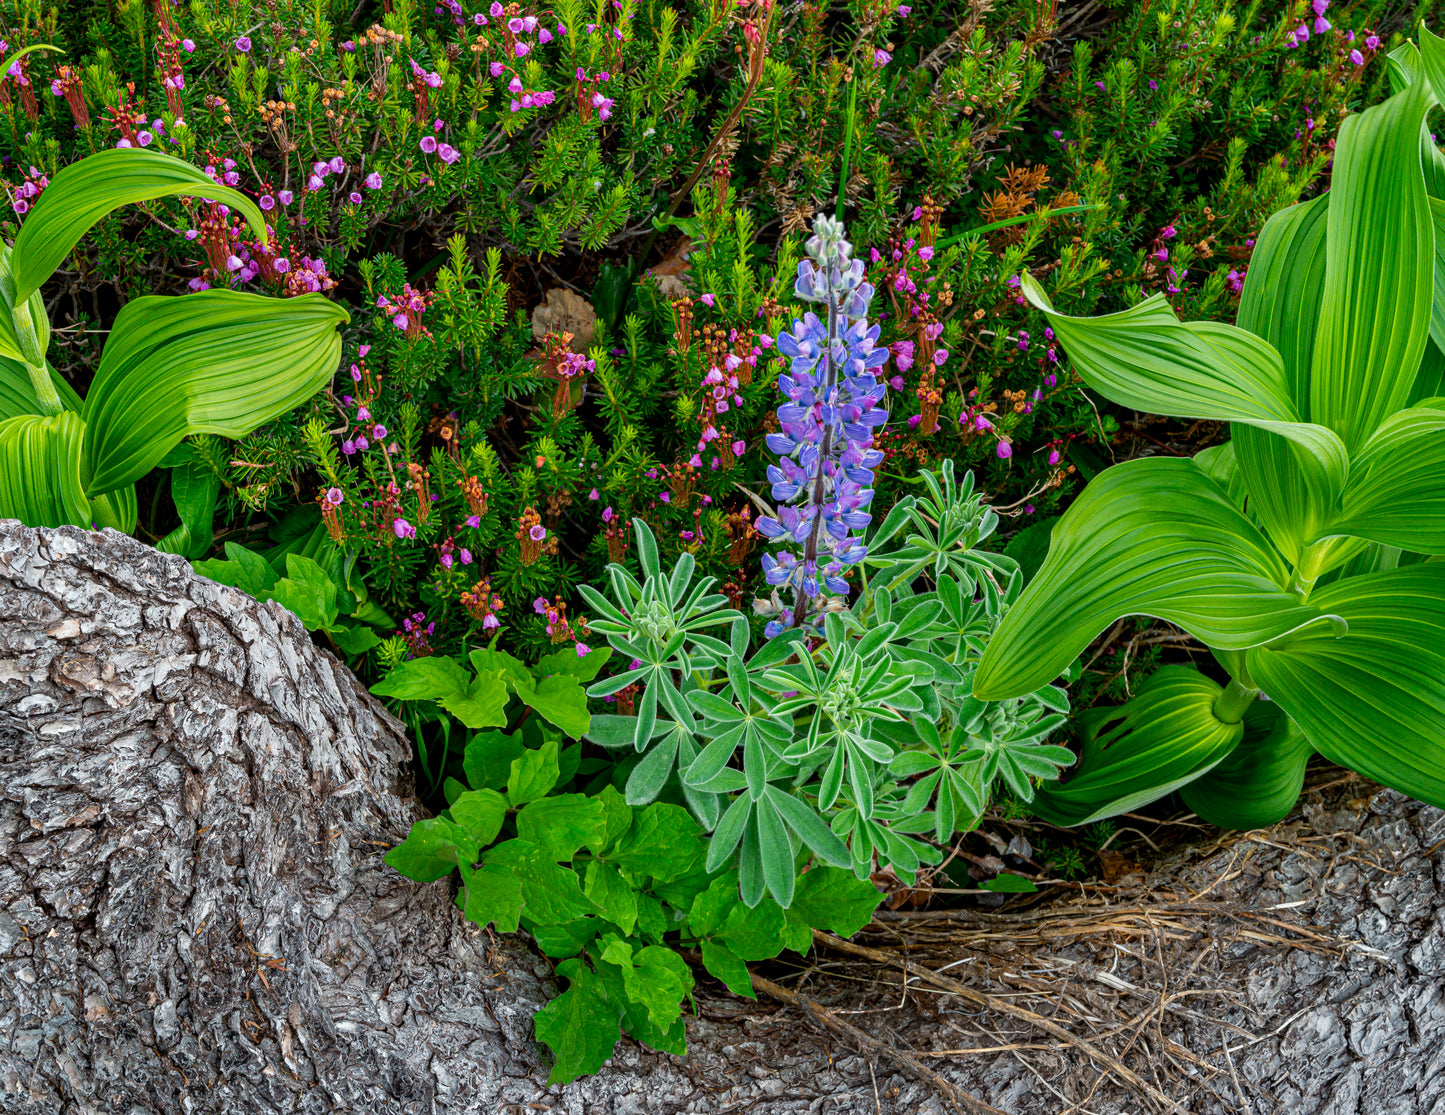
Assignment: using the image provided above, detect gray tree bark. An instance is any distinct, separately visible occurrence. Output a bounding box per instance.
[4,521,1445,1115]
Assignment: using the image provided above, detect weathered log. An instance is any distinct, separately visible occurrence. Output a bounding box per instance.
[6,521,1445,1115]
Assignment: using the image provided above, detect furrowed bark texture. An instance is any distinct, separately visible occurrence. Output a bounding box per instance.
[5,521,1445,1115]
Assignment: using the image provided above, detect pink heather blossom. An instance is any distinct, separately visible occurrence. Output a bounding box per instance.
[393,519,415,539]
[235,36,251,51]
[996,440,1012,459]
[420,136,438,153]
[528,524,547,542]
[438,143,460,164]
[365,171,383,189]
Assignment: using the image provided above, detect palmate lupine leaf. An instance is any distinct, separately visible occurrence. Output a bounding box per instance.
[82,290,347,494]
[1248,565,1445,807]
[972,457,1339,701]
[0,411,90,527]
[10,148,269,303]
[1308,47,1435,454]
[1032,667,1245,827]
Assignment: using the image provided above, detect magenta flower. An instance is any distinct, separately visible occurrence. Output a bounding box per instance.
[438,143,460,164]
[996,440,1012,459]
[324,488,344,506]
[235,36,251,51]
[420,136,438,153]
[393,519,415,539]
[528,524,546,542]
[365,171,383,189]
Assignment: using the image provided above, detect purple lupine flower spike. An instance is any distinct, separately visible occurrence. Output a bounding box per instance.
[756,215,888,636]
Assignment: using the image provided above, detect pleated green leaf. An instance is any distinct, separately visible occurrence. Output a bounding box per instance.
[973,457,1338,701]
[1236,192,1329,408]
[91,485,138,533]
[1327,401,1445,553]
[0,411,91,527]
[1019,273,1298,425]
[1031,666,1244,827]
[11,148,269,303]
[1178,702,1313,830]
[1410,336,1445,405]
[0,356,82,419]
[83,290,347,494]
[1232,421,1349,568]
[154,449,222,560]
[1248,565,1445,807]
[1308,59,1434,453]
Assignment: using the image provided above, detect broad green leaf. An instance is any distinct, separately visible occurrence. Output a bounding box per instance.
[593,783,634,851]
[600,937,693,1031]
[1248,564,1445,807]
[469,646,532,690]
[1308,64,1434,452]
[1232,421,1349,567]
[700,940,755,998]
[584,860,638,935]
[154,443,221,560]
[516,794,608,862]
[0,412,90,527]
[443,669,510,730]
[1236,192,1329,406]
[788,866,883,936]
[457,861,524,932]
[371,655,472,702]
[269,554,339,630]
[484,839,602,924]
[11,148,270,303]
[384,817,477,883]
[1329,402,1445,553]
[591,946,688,1056]
[464,730,527,792]
[330,624,381,656]
[508,739,561,806]
[194,541,279,596]
[450,788,508,846]
[90,485,138,533]
[719,895,788,961]
[608,802,707,883]
[624,729,678,805]
[536,645,614,683]
[534,958,623,1085]
[529,916,604,957]
[1020,273,1297,426]
[515,672,591,738]
[1032,666,1246,827]
[1429,197,1445,353]
[82,290,347,494]
[687,872,739,938]
[1179,702,1313,829]
[974,458,1337,700]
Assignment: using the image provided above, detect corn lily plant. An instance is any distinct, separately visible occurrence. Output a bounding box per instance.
[974,35,1445,829]
[0,148,346,547]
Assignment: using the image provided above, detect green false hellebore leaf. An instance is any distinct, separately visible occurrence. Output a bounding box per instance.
[82,289,347,495]
[0,354,81,420]
[153,443,221,560]
[1019,271,1351,564]
[1328,401,1445,554]
[1236,192,1329,405]
[1032,666,1246,827]
[0,411,90,527]
[10,147,270,304]
[1309,56,1434,454]
[1248,565,1445,809]
[1179,702,1313,830]
[974,457,1337,701]
[1018,272,1301,428]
